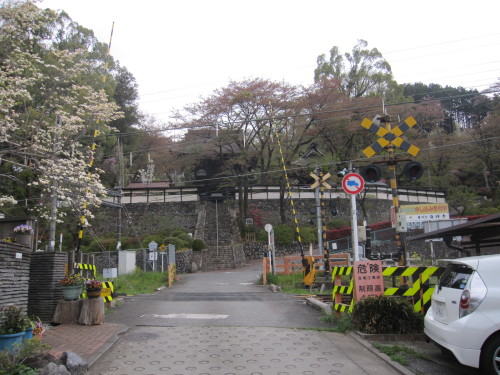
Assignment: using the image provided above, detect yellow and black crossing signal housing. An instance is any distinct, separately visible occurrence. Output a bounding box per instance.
[361,164,382,183]
[403,161,424,180]
[303,255,316,287]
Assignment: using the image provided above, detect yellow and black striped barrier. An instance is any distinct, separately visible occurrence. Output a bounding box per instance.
[332,266,445,314]
[76,263,97,278]
[74,263,114,302]
[101,281,114,302]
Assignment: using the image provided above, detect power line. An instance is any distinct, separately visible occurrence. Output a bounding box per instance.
[138,34,500,103]
[97,87,500,141]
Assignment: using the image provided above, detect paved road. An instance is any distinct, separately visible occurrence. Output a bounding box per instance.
[88,260,401,374]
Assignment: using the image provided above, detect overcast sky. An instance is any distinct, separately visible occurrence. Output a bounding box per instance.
[39,0,500,124]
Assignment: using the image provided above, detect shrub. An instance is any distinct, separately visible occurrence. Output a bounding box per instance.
[141,235,164,247]
[165,236,188,250]
[123,236,140,247]
[170,228,188,237]
[273,225,295,245]
[299,226,317,244]
[0,338,50,374]
[327,218,350,229]
[352,296,423,334]
[254,227,267,242]
[192,239,206,251]
[175,233,193,247]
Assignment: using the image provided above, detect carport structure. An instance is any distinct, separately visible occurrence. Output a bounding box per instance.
[408,213,500,256]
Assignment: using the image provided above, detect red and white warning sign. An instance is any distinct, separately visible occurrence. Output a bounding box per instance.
[341,173,365,195]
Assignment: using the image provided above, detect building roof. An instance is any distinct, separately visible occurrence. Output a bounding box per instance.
[408,213,500,255]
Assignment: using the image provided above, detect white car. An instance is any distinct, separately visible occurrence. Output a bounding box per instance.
[425,255,500,375]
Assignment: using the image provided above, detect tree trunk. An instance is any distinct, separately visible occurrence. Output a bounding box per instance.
[79,298,104,325]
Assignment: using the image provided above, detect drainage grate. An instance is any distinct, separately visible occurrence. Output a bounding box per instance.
[122,331,160,342]
[163,292,264,301]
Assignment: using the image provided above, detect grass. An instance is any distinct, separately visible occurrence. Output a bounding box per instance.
[320,312,353,333]
[109,268,170,296]
[263,272,319,294]
[372,343,431,366]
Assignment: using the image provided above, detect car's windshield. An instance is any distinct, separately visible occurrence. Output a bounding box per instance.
[439,263,473,290]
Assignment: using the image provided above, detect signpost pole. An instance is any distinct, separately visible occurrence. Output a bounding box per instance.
[265,224,275,275]
[341,169,365,262]
[351,193,360,261]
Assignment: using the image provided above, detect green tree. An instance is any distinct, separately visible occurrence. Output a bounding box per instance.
[446,186,479,216]
[314,40,394,98]
[403,82,492,133]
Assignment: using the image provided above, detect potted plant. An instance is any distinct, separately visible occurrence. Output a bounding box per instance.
[12,225,34,235]
[31,317,45,340]
[60,274,85,301]
[12,224,34,246]
[85,279,103,299]
[0,306,31,351]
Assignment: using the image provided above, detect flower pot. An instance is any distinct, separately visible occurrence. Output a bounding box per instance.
[86,288,102,299]
[0,332,25,351]
[24,327,33,340]
[15,233,32,247]
[62,285,83,301]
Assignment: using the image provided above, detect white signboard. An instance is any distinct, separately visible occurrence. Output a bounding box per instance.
[399,203,449,222]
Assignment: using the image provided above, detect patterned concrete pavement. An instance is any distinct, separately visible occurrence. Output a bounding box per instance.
[87,325,402,375]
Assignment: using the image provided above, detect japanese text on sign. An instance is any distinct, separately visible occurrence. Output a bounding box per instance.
[353,260,384,301]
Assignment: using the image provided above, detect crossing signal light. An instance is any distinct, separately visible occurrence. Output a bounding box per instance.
[361,164,382,183]
[309,207,316,225]
[337,168,348,177]
[404,161,424,180]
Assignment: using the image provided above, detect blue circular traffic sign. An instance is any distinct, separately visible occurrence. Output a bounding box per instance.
[342,173,365,195]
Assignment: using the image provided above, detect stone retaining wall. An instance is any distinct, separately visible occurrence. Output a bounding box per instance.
[0,241,31,314]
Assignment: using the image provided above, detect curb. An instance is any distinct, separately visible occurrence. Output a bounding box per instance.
[347,331,415,375]
[305,297,332,315]
[305,296,415,375]
[86,325,129,368]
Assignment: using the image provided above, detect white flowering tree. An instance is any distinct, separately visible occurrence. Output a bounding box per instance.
[0,2,122,232]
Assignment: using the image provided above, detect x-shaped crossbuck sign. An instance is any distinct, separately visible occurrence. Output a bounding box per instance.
[310,172,332,190]
[361,116,420,158]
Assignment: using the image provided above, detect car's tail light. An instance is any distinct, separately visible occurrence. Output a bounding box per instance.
[459,272,487,318]
[460,290,470,310]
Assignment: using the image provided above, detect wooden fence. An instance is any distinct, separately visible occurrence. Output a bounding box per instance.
[262,253,350,284]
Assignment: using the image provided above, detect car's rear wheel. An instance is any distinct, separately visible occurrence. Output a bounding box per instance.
[481,335,500,375]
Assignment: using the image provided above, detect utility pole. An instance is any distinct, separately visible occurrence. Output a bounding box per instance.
[383,115,406,265]
[48,115,62,252]
[116,136,125,251]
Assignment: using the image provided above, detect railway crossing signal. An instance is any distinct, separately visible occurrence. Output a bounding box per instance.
[359,113,422,267]
[309,170,332,280]
[361,115,420,158]
[309,172,332,190]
